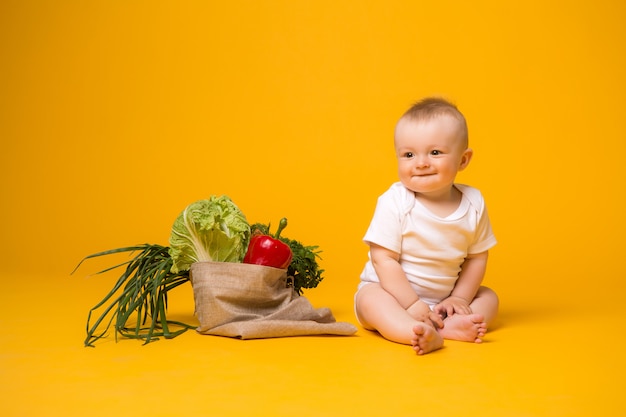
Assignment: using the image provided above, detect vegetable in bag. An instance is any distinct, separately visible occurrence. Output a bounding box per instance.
[243,218,293,269]
[169,195,251,273]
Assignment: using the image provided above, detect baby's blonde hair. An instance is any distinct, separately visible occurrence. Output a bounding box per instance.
[399,97,469,147]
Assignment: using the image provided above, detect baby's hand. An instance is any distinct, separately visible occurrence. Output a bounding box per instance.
[434,296,472,318]
[407,300,444,329]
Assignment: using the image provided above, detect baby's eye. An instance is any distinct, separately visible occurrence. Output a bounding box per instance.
[403,152,414,158]
[430,150,442,156]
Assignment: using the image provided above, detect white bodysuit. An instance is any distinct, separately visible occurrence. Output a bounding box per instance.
[358,182,497,306]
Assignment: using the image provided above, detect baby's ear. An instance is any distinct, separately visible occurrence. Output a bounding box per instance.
[459,148,473,170]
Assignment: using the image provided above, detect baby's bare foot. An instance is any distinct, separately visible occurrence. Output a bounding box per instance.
[411,323,443,355]
[439,313,487,343]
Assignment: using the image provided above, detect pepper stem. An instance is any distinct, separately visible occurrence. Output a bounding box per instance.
[275,218,288,238]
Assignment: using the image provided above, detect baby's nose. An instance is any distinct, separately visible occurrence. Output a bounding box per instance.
[415,156,429,168]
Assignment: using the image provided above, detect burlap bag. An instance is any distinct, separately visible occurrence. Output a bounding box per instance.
[190,261,357,339]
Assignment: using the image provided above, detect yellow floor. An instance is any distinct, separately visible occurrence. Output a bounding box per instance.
[2,2,625,416]
[1,273,624,417]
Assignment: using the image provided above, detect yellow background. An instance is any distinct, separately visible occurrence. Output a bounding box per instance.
[1,1,625,416]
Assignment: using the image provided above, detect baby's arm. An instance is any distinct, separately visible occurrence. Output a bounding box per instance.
[369,244,416,308]
[370,244,443,327]
[435,251,489,317]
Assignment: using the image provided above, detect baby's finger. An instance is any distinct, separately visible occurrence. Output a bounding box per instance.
[429,312,444,329]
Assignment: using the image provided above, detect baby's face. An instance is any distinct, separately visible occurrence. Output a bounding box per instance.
[394,116,471,197]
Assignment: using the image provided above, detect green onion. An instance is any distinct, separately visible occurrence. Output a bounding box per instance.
[72,244,194,347]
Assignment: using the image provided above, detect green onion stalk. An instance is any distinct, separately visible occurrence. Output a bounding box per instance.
[72,244,195,347]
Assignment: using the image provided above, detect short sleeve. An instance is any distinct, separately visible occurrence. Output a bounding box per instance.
[457,185,497,254]
[363,184,412,254]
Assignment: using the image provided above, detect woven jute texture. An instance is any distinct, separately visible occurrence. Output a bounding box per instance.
[190,261,357,339]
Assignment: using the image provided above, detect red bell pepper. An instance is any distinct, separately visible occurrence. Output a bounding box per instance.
[243,218,293,269]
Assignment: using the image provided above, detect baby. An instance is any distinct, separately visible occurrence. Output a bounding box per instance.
[355,97,499,355]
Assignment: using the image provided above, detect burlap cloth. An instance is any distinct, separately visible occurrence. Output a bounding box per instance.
[190,261,357,339]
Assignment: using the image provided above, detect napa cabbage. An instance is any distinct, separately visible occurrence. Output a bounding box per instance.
[169,196,250,273]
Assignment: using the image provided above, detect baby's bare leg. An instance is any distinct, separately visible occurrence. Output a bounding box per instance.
[355,283,443,354]
[438,286,498,343]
